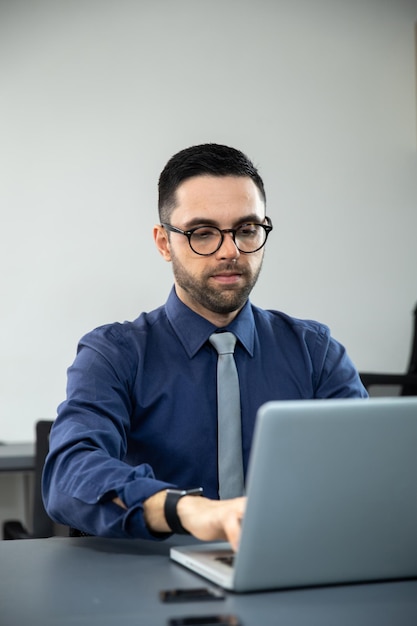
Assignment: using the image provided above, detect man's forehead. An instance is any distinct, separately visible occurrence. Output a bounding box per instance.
[173,175,265,209]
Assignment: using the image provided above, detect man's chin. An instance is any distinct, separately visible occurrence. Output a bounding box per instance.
[203,289,249,315]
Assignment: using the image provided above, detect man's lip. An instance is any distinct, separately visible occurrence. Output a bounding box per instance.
[212,271,242,277]
[211,272,242,283]
[211,269,243,277]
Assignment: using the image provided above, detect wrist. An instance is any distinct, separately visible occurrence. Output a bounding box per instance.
[164,488,204,534]
[143,489,172,533]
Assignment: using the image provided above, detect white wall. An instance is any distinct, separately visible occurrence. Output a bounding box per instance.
[1,0,417,442]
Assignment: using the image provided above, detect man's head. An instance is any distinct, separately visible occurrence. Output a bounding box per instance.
[158,143,266,223]
[154,144,271,327]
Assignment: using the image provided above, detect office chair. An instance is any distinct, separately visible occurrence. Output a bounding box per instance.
[2,420,57,539]
[359,303,417,396]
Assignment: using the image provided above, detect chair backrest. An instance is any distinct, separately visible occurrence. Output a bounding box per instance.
[402,303,417,396]
[32,420,55,537]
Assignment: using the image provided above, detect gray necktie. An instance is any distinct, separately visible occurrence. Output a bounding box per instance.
[209,332,244,499]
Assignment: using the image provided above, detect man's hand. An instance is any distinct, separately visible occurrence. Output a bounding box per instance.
[142,490,246,552]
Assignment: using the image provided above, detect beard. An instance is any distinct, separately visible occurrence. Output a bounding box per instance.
[170,251,263,316]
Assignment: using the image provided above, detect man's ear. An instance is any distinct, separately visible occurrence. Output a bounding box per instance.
[153,224,172,262]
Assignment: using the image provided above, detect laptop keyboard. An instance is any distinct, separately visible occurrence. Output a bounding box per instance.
[215,554,235,567]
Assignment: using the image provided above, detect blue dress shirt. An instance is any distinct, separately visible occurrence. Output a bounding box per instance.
[43,287,367,539]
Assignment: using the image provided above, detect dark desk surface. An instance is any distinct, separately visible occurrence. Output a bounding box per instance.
[0,442,35,472]
[1,536,417,626]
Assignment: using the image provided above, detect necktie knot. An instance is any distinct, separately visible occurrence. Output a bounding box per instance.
[209,331,237,355]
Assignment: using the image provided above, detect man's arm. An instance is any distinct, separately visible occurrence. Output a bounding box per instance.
[114,492,246,552]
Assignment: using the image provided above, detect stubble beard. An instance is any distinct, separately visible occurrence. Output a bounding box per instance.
[170,252,263,316]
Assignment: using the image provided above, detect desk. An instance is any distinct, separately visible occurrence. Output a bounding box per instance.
[0,442,35,472]
[1,536,416,626]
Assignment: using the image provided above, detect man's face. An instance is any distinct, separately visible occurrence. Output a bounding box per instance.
[154,175,267,326]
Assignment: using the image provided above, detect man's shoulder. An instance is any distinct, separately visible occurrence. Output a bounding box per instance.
[79,303,168,348]
[251,303,330,336]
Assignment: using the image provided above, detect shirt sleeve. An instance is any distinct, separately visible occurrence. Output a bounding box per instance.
[42,324,174,539]
[311,326,368,399]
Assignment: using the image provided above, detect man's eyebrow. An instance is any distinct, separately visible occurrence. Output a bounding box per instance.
[182,214,264,229]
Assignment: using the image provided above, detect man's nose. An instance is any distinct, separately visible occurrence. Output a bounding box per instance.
[216,231,240,259]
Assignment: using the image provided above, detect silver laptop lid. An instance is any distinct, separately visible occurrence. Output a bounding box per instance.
[232,397,417,591]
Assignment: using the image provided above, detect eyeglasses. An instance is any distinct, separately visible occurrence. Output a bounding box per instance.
[162,217,273,256]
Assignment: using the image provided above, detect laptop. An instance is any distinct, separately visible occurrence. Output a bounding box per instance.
[170,397,417,592]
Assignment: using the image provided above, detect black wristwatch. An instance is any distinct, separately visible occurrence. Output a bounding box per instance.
[164,487,204,535]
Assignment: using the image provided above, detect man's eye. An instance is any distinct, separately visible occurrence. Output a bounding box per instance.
[238,225,257,237]
[193,228,217,239]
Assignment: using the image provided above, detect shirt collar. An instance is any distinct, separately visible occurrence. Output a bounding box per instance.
[165,286,255,358]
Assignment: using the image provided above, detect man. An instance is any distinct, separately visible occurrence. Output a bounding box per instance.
[43,144,367,550]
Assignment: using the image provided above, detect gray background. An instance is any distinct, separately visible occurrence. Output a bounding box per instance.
[1,0,417,441]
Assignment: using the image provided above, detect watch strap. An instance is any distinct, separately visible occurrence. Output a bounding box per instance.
[164,487,204,534]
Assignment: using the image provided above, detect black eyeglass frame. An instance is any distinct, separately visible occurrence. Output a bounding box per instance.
[161,217,273,256]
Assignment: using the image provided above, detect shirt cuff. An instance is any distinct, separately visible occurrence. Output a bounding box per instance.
[120,477,177,539]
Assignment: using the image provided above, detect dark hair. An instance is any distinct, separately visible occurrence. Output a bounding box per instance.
[158,143,266,222]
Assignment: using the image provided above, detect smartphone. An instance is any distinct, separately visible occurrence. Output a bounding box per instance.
[167,616,240,626]
[160,587,225,603]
